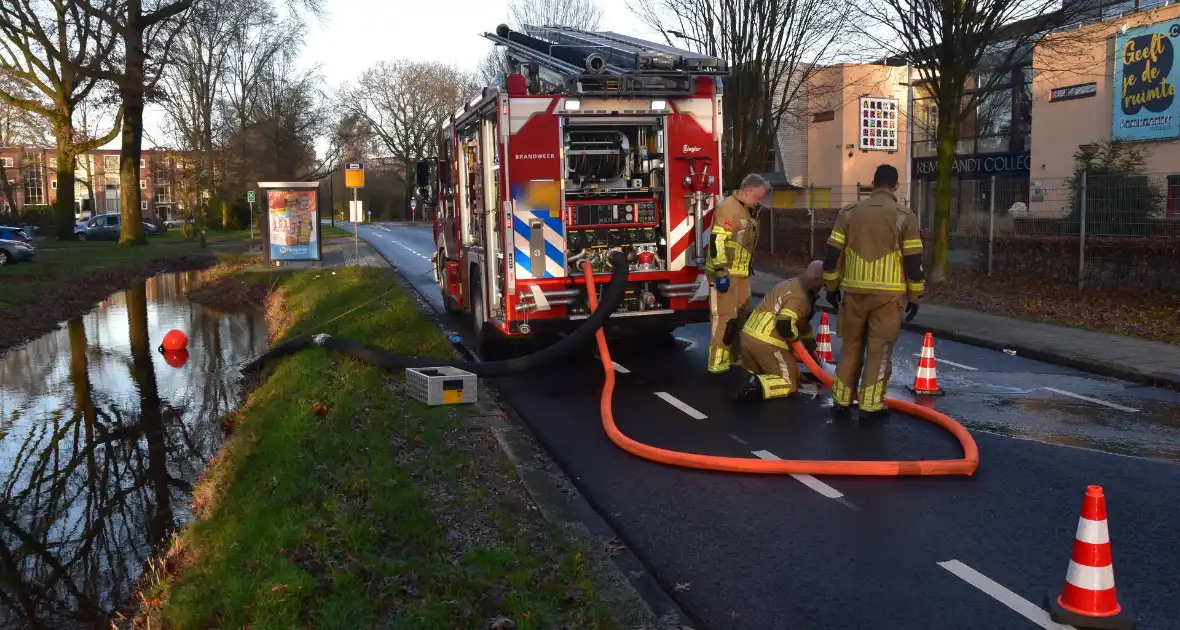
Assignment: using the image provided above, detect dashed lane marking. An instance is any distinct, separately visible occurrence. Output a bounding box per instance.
[912,353,978,371]
[728,433,748,445]
[612,362,631,374]
[1040,387,1138,413]
[653,392,708,419]
[751,451,857,510]
[938,560,1075,629]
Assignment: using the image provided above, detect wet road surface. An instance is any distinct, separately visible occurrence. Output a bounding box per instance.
[349,221,1180,629]
[0,271,268,627]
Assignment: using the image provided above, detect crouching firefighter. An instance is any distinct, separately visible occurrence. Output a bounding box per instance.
[729,261,826,402]
[823,164,925,419]
[705,173,769,375]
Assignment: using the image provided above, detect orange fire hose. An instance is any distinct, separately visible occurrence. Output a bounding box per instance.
[582,262,979,476]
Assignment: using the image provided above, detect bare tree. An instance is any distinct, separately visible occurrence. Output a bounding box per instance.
[510,0,602,29]
[632,0,852,190]
[0,0,122,238]
[857,0,1085,283]
[0,75,51,212]
[343,60,474,191]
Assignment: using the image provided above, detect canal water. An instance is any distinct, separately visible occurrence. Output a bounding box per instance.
[0,271,268,628]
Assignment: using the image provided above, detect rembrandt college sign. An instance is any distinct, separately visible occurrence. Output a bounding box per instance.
[1114,20,1180,141]
[912,152,1031,180]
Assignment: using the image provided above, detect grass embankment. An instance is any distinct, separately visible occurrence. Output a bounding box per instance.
[138,264,620,629]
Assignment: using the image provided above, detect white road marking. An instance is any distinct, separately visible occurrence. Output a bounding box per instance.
[1040,387,1138,413]
[938,560,1075,630]
[752,451,845,499]
[612,362,630,374]
[653,392,707,419]
[913,353,977,371]
[728,433,748,445]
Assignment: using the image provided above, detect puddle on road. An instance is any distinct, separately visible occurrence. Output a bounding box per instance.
[0,271,268,628]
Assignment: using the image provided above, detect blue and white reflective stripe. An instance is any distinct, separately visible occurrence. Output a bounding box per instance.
[512,210,565,278]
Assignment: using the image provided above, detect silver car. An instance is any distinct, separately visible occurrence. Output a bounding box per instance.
[0,238,35,265]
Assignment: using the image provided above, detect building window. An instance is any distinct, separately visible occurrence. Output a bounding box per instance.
[140,179,147,189]
[155,182,172,204]
[140,158,146,168]
[811,110,835,123]
[23,157,45,205]
[104,155,119,172]
[1,157,12,168]
[51,180,58,190]
[141,201,148,210]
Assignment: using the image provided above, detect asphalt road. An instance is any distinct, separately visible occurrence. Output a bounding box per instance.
[343,221,1180,630]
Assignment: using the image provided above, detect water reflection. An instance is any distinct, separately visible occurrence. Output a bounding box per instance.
[0,271,268,628]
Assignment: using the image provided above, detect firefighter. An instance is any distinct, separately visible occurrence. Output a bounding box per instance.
[731,260,825,401]
[705,173,769,374]
[822,164,924,419]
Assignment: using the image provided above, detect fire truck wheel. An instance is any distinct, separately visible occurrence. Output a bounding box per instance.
[470,276,512,360]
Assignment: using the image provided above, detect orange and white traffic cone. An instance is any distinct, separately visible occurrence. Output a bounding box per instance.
[907,332,944,396]
[1047,485,1135,629]
[816,312,834,363]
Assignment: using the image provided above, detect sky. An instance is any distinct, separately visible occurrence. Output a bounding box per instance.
[132,0,667,150]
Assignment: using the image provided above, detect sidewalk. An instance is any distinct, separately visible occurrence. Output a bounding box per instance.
[749,271,1180,389]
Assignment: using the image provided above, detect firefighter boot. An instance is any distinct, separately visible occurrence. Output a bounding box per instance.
[729,371,763,403]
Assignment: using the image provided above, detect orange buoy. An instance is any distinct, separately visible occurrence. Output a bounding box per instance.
[161,329,189,352]
[162,349,190,368]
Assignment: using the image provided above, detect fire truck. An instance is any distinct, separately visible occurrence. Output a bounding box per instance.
[420,24,728,356]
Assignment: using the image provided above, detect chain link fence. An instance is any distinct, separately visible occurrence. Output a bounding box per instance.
[758,174,1180,291]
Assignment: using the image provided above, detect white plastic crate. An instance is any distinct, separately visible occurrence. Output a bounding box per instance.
[405,366,478,405]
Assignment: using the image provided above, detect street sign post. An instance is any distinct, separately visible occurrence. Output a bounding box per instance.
[410,198,417,222]
[345,163,364,264]
[247,190,256,240]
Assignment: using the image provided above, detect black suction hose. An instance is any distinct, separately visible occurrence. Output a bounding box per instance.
[242,252,633,377]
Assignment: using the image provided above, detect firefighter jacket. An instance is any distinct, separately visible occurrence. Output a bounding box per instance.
[741,277,817,351]
[706,194,759,277]
[823,190,925,303]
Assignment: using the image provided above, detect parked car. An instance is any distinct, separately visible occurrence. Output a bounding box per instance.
[0,226,33,247]
[75,213,124,241]
[142,221,159,236]
[0,238,35,265]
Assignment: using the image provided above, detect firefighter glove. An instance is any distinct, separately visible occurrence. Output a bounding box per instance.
[826,288,842,312]
[905,302,920,322]
[715,274,730,293]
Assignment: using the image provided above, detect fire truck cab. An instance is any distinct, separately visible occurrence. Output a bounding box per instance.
[420,25,728,356]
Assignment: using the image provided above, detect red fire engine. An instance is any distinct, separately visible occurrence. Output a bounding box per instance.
[420,24,728,356]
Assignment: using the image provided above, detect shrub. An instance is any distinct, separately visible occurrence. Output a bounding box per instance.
[1067,141,1165,237]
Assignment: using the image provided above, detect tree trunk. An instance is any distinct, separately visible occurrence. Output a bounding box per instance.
[54,135,78,241]
[118,4,147,246]
[930,109,958,285]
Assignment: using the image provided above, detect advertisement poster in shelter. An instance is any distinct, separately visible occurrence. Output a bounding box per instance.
[1113,20,1180,141]
[267,189,320,261]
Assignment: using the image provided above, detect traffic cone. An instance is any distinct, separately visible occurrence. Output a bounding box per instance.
[816,312,834,363]
[907,332,944,396]
[1047,485,1135,629]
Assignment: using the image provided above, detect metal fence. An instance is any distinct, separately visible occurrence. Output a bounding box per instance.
[758,174,1180,291]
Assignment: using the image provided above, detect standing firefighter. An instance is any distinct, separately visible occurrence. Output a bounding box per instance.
[705,173,768,374]
[823,165,924,418]
[732,261,826,401]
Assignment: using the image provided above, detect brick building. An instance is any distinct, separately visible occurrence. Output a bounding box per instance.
[0,147,201,222]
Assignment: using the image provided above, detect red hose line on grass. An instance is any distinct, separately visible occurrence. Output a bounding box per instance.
[582,262,979,477]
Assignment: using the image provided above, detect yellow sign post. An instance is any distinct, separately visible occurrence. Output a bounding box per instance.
[344,163,364,262]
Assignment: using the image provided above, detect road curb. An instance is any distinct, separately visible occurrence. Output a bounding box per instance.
[366,233,697,629]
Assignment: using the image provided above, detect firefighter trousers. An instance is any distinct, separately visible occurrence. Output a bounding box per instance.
[832,293,903,412]
[708,274,751,373]
[739,333,798,399]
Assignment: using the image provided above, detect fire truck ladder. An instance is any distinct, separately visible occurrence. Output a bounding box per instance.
[483,24,728,96]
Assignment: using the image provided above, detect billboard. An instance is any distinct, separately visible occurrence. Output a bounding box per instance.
[1113,20,1180,141]
[267,189,320,261]
[859,97,899,151]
